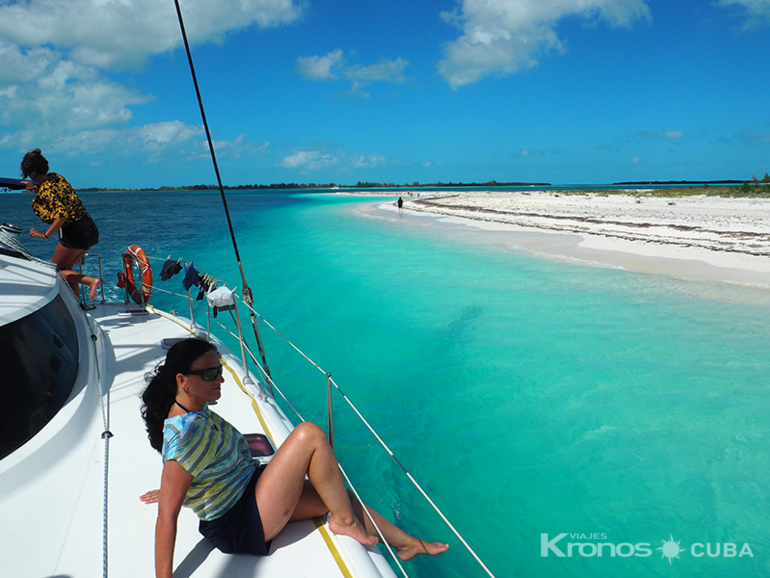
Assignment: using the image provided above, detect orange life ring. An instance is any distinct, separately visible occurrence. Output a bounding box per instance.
[122,244,152,304]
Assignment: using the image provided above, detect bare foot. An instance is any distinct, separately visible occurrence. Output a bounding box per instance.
[397,538,449,561]
[329,515,379,546]
[88,277,101,301]
[139,489,160,504]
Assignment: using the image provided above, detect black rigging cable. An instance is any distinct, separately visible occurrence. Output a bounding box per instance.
[172,0,271,378]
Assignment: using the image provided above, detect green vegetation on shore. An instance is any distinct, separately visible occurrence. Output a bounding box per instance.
[553,185,770,198]
[10,175,766,198]
[75,179,551,193]
[609,174,770,197]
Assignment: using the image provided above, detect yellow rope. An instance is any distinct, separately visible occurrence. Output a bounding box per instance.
[313,519,355,578]
[221,361,274,444]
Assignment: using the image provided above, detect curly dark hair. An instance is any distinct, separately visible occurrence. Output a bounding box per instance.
[141,338,217,452]
[20,148,49,178]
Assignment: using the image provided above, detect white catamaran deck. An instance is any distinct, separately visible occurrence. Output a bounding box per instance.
[0,261,395,578]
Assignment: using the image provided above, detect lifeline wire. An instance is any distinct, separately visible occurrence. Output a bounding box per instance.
[171,0,271,379]
[234,294,497,577]
[86,320,111,578]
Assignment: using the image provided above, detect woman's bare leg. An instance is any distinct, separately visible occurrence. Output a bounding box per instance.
[61,270,101,301]
[255,422,377,545]
[52,244,87,270]
[350,494,449,560]
[54,245,99,300]
[289,481,448,560]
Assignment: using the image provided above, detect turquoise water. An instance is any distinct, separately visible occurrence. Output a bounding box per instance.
[5,190,770,577]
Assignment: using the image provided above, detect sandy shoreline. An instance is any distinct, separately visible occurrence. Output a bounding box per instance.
[368,191,770,287]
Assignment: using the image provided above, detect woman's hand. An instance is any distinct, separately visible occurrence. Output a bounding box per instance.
[22,179,36,191]
[30,219,64,240]
[140,489,160,504]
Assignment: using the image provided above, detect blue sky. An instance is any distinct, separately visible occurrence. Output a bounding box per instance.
[1,0,769,188]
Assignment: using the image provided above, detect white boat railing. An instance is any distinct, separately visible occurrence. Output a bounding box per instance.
[141,253,497,578]
[78,252,106,307]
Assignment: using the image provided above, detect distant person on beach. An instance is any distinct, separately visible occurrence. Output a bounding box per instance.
[21,148,101,301]
[140,338,448,577]
[397,196,403,214]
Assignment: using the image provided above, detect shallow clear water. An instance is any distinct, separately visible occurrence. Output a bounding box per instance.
[4,190,770,577]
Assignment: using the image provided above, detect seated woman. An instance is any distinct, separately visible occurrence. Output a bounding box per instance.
[140,338,448,578]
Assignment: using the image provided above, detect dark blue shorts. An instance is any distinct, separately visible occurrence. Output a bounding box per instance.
[198,465,270,555]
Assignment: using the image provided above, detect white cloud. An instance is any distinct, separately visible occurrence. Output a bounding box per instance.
[0,0,300,163]
[718,0,770,28]
[344,58,408,90]
[278,148,389,173]
[638,129,685,140]
[0,118,268,164]
[279,149,339,170]
[351,154,386,168]
[736,130,770,145]
[55,121,202,155]
[0,60,150,135]
[296,50,408,93]
[0,41,58,84]
[295,49,345,80]
[0,0,305,71]
[438,0,651,89]
[0,120,201,157]
[209,135,271,159]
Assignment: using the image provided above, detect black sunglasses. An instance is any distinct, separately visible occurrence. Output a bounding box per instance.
[186,364,223,381]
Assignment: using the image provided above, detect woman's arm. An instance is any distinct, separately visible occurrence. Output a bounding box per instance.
[30,217,66,240]
[155,460,193,578]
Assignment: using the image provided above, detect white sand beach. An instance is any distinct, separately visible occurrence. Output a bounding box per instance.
[372,191,770,286]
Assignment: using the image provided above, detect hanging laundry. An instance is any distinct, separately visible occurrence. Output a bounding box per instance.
[159,258,183,281]
[207,285,236,317]
[196,275,212,300]
[207,285,235,309]
[181,263,201,290]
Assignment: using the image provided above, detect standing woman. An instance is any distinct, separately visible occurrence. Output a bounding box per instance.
[141,339,448,578]
[21,148,101,301]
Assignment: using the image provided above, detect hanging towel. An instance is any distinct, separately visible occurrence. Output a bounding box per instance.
[207,285,235,310]
[182,263,201,290]
[160,258,182,281]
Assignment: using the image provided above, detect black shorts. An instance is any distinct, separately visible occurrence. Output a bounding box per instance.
[198,465,270,555]
[60,216,99,250]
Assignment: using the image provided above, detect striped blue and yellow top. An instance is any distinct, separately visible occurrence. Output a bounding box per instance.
[162,407,256,521]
